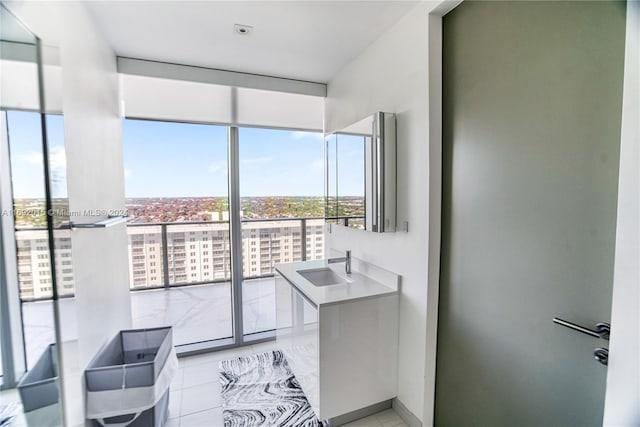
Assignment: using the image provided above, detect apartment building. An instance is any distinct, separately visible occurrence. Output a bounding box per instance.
[15,229,74,300]
[241,219,324,278]
[127,218,324,289]
[14,219,325,294]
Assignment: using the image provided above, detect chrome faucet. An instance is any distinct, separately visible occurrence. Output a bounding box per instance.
[328,250,351,274]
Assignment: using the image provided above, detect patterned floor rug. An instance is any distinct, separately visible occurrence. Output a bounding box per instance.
[219,350,326,427]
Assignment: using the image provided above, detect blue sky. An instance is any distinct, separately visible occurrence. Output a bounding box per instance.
[7,111,66,199]
[123,119,363,197]
[6,113,365,199]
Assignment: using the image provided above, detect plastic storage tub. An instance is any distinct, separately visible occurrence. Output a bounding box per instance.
[84,327,177,427]
[17,344,59,413]
[16,343,62,426]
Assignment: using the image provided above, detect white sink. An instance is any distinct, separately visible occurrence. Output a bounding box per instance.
[297,267,348,287]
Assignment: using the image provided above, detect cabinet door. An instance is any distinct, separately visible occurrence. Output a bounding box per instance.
[275,275,293,359]
[275,276,320,418]
[292,289,320,418]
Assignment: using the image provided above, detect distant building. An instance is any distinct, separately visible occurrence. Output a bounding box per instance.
[15,218,325,297]
[127,218,324,288]
[240,219,324,279]
[15,229,74,300]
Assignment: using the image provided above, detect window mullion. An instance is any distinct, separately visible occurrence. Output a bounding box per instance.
[227,126,244,345]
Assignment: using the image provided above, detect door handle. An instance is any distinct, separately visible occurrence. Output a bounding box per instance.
[553,317,610,340]
[593,347,608,366]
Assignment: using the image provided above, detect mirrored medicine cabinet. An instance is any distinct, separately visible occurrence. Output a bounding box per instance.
[325,112,396,233]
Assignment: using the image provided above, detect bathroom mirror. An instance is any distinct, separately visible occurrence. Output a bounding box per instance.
[0,4,64,426]
[325,112,396,233]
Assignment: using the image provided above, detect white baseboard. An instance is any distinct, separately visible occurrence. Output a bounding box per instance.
[392,398,422,427]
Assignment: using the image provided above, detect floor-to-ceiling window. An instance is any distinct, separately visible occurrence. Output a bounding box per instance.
[122,119,326,350]
[119,69,327,353]
[122,119,232,348]
[239,127,324,337]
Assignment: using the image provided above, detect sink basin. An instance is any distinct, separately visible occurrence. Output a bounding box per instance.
[297,267,348,287]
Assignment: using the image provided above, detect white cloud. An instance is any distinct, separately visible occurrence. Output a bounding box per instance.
[49,146,67,171]
[47,147,67,195]
[20,148,66,170]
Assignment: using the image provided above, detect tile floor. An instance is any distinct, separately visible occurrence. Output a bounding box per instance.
[0,340,407,427]
[18,278,276,371]
[171,341,408,427]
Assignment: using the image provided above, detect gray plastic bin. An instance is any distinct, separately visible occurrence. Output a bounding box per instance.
[85,327,174,427]
[17,344,59,413]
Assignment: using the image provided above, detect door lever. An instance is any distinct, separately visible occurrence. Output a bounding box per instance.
[553,318,610,340]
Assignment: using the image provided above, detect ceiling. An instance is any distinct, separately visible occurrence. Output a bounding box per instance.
[85,1,418,84]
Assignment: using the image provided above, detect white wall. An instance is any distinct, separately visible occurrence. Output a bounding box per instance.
[324,2,438,422]
[5,2,131,425]
[61,7,132,420]
[603,1,640,425]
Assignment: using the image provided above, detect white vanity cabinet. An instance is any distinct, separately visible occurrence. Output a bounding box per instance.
[275,261,399,421]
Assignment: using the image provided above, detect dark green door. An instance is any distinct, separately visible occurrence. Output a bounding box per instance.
[436,1,626,426]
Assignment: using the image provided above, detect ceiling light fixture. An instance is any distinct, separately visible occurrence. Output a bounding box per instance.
[234,24,253,35]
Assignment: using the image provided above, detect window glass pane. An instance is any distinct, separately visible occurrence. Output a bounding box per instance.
[123,119,232,346]
[238,127,324,207]
[239,127,324,336]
